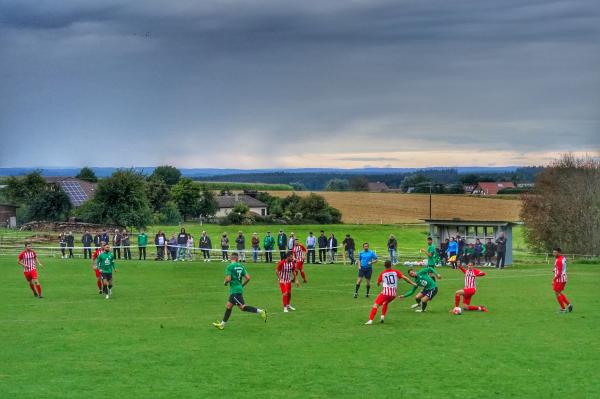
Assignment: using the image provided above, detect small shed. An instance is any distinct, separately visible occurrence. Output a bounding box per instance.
[0,204,18,228]
[423,219,520,265]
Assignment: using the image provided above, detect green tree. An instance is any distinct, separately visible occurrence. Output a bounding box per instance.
[28,188,72,221]
[75,170,152,228]
[4,171,47,204]
[232,202,250,215]
[401,174,431,192]
[150,165,182,186]
[459,174,480,185]
[153,201,182,225]
[350,176,369,191]
[76,167,98,182]
[324,178,350,191]
[171,178,200,220]
[146,177,172,212]
[198,187,218,219]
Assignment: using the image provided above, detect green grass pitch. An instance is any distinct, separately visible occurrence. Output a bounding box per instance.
[1,259,599,398]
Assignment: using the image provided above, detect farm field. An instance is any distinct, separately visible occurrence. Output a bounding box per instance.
[1,259,598,398]
[267,191,522,224]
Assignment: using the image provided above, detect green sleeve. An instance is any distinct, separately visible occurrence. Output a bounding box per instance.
[402,285,417,297]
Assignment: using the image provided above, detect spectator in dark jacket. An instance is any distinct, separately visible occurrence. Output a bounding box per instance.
[81,230,93,259]
[484,238,495,266]
[101,230,110,247]
[93,232,102,248]
[236,231,246,261]
[251,233,260,262]
[122,230,132,260]
[199,231,212,262]
[263,231,275,263]
[343,234,356,265]
[387,234,398,265]
[112,229,122,259]
[277,230,287,260]
[176,228,188,261]
[168,234,178,261]
[474,239,483,266]
[327,233,338,264]
[318,230,328,264]
[221,233,229,261]
[59,233,67,258]
[496,234,507,269]
[65,231,75,258]
[155,231,166,260]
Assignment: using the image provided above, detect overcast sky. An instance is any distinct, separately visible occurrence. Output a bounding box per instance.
[1,0,599,168]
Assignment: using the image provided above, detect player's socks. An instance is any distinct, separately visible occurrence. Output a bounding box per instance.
[300,271,307,282]
[243,306,259,313]
[355,284,360,294]
[29,283,36,294]
[96,280,102,290]
[556,295,565,309]
[223,308,232,322]
[366,285,370,297]
[421,302,428,311]
[559,294,570,306]
[454,295,460,307]
[381,303,388,317]
[380,316,384,323]
[467,305,479,311]
[35,284,42,296]
[369,307,378,321]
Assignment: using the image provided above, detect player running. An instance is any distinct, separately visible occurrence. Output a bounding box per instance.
[92,241,106,294]
[277,252,298,312]
[96,244,117,299]
[401,266,442,312]
[365,260,416,325]
[453,262,488,312]
[17,243,44,298]
[420,236,438,269]
[553,247,573,313]
[292,238,307,283]
[354,242,378,298]
[213,253,267,330]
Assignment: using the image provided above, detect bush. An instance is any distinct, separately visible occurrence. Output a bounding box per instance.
[153,201,182,225]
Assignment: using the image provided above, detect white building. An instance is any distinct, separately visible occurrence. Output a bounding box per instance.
[215,194,268,217]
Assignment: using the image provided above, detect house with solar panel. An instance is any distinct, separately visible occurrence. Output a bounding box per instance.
[45,177,97,207]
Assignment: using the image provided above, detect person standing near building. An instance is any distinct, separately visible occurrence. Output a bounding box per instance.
[199,231,212,262]
[473,239,483,266]
[81,230,93,259]
[112,229,122,260]
[168,233,178,261]
[17,243,44,298]
[318,230,327,264]
[65,231,75,258]
[122,230,132,260]
[263,231,275,263]
[484,238,495,266]
[176,228,188,261]
[236,231,246,261]
[305,232,316,264]
[155,230,165,261]
[251,233,260,263]
[221,233,229,262]
[343,234,356,265]
[277,230,287,260]
[447,237,459,269]
[387,234,398,265]
[137,229,148,260]
[495,233,507,269]
[327,233,338,264]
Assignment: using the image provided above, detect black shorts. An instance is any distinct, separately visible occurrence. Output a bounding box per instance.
[421,287,438,300]
[228,293,245,306]
[101,272,113,281]
[358,268,373,279]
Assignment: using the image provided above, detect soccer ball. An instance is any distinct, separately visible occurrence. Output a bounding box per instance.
[453,307,463,315]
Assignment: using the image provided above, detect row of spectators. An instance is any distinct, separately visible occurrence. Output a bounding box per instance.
[439,233,508,268]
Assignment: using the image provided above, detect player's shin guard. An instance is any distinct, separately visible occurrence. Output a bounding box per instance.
[300,270,307,282]
[369,307,378,321]
[381,303,388,316]
[559,294,570,306]
[454,294,460,307]
[35,284,42,296]
[355,284,360,294]
[103,284,108,295]
[466,305,480,311]
[415,297,421,304]
[366,285,371,296]
[29,283,36,293]
[556,295,565,309]
[242,306,259,313]
[97,280,102,289]
[421,301,428,311]
[223,308,232,323]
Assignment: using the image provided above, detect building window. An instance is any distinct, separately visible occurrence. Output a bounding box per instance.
[261,208,266,216]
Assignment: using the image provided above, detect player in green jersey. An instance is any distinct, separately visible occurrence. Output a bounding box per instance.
[400,266,442,312]
[96,244,117,299]
[213,253,267,330]
[420,237,438,268]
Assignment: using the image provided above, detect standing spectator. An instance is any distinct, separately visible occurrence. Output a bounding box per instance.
[496,233,507,269]
[221,233,229,262]
[176,228,188,261]
[343,234,356,265]
[447,237,458,269]
[186,234,194,261]
[59,233,67,258]
[251,233,260,263]
[305,232,316,264]
[287,233,295,251]
[155,230,165,260]
[122,230,132,260]
[440,238,449,266]
[318,230,328,264]
[199,231,212,262]
[101,230,110,247]
[236,231,246,261]
[168,234,178,261]
[387,234,398,265]
[277,230,287,260]
[112,229,122,260]
[263,231,275,263]
[93,231,102,248]
[484,238,495,266]
[327,233,338,264]
[473,239,483,266]
[457,235,466,263]
[81,230,93,259]
[137,229,148,260]
[464,243,475,264]
[65,231,75,258]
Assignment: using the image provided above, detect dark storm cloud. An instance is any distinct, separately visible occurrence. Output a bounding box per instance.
[0,0,598,167]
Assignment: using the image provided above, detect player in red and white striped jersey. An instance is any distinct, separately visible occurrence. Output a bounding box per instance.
[276,252,298,312]
[365,260,416,325]
[92,241,106,294]
[453,262,488,312]
[17,243,44,298]
[293,239,308,283]
[552,247,572,313]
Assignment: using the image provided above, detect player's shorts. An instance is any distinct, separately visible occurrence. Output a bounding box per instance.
[553,282,566,293]
[421,287,438,300]
[358,267,373,279]
[228,293,245,306]
[279,282,292,294]
[101,272,113,281]
[462,288,476,304]
[295,261,304,271]
[374,293,396,306]
[94,268,101,278]
[24,270,38,281]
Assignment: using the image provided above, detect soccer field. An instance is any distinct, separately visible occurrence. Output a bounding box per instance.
[2,259,599,398]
